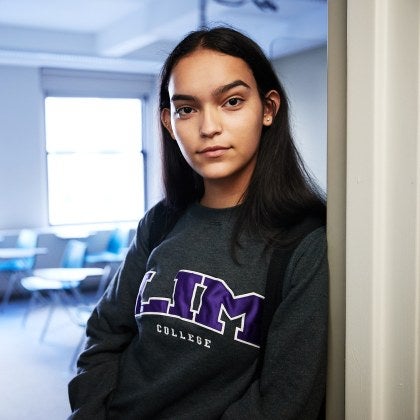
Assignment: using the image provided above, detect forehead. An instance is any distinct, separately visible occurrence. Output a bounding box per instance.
[168,48,257,94]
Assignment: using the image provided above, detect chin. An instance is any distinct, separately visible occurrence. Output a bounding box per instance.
[197,170,233,180]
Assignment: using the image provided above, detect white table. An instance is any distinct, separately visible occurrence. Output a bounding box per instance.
[23,267,106,341]
[30,267,106,299]
[0,247,47,259]
[0,247,48,310]
[33,267,104,282]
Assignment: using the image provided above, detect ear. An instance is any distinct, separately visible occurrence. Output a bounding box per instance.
[161,108,175,139]
[262,90,281,126]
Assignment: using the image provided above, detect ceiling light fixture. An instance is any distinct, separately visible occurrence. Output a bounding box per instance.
[214,0,277,11]
[214,0,277,12]
[199,0,278,28]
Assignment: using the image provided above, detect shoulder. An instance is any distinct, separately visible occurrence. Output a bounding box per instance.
[285,225,328,285]
[290,214,327,263]
[289,214,325,241]
[274,225,328,304]
[135,200,164,235]
[293,225,327,260]
[133,200,166,254]
[136,200,184,252]
[136,199,174,231]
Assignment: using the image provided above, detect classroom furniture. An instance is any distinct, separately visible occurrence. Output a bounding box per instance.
[20,240,108,341]
[0,229,45,310]
[85,228,129,264]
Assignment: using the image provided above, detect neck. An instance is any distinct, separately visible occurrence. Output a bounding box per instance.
[200,179,247,209]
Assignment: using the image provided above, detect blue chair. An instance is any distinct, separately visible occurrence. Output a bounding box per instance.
[20,239,88,341]
[85,228,129,264]
[0,229,38,310]
[0,229,38,271]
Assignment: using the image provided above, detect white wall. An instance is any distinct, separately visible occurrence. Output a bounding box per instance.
[0,66,48,229]
[273,46,327,191]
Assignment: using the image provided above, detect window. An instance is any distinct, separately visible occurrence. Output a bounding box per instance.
[45,97,144,225]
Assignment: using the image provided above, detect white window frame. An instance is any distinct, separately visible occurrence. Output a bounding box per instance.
[41,68,158,226]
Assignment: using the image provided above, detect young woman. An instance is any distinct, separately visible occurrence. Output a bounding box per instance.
[68,27,328,420]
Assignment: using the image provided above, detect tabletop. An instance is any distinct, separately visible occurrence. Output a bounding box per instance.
[0,247,48,259]
[33,267,104,282]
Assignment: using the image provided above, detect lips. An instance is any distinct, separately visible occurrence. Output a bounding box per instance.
[198,146,230,158]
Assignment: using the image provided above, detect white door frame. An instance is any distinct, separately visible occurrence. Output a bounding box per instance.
[327,0,420,418]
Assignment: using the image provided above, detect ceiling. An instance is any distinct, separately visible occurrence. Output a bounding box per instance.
[0,0,327,73]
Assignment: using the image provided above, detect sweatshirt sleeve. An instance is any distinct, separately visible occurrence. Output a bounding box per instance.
[222,227,328,420]
[67,209,155,420]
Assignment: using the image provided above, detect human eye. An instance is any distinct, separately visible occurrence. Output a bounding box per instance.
[224,97,244,108]
[175,106,196,117]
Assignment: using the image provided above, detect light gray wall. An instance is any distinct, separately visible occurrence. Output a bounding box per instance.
[273,46,327,191]
[0,46,327,230]
[0,66,49,229]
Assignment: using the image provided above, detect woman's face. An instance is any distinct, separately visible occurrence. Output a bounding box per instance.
[161,48,278,197]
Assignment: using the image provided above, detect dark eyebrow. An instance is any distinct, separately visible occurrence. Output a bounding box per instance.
[171,93,198,102]
[170,80,251,103]
[213,80,251,96]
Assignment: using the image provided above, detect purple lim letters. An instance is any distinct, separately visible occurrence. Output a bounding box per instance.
[135,270,264,348]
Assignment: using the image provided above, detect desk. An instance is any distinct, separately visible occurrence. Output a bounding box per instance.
[0,247,48,310]
[33,267,104,282]
[22,267,106,341]
[0,248,47,259]
[31,267,106,303]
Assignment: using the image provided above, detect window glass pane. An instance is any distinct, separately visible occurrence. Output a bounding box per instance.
[47,153,144,225]
[45,97,142,153]
[45,96,144,225]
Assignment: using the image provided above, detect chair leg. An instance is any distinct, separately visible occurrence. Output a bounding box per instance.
[68,287,86,305]
[39,291,59,342]
[39,289,76,342]
[21,290,45,327]
[1,272,19,311]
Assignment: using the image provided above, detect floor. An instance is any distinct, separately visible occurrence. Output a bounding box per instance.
[0,297,88,420]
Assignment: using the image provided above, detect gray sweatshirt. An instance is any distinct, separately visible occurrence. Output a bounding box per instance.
[68,202,328,419]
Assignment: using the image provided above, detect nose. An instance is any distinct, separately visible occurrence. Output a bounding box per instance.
[199,107,222,138]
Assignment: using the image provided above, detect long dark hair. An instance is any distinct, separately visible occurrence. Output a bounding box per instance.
[159,26,326,247]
